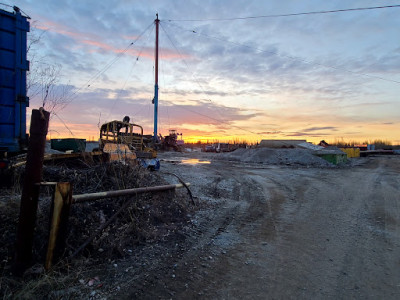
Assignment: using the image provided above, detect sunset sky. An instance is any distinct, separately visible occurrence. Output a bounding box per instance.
[3,0,400,144]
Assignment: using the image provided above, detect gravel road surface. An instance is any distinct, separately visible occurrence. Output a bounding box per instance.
[121,152,400,299]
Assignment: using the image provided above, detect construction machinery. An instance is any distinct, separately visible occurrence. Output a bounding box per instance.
[98,118,160,170]
[160,129,184,151]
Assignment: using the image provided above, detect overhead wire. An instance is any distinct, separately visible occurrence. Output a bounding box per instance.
[158,38,173,134]
[106,24,155,121]
[52,22,154,137]
[53,112,75,137]
[162,14,400,138]
[165,22,400,85]
[160,22,212,102]
[85,23,153,89]
[40,3,400,139]
[63,21,154,104]
[160,22,228,127]
[167,4,400,21]
[162,54,172,132]
[160,22,261,137]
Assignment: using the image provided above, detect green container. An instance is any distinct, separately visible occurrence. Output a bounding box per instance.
[316,153,347,165]
[51,138,86,153]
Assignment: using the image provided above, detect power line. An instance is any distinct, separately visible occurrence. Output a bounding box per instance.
[160,22,242,131]
[52,22,154,137]
[160,22,215,103]
[106,25,155,121]
[53,112,75,137]
[64,21,154,103]
[160,20,400,137]
[165,22,400,85]
[167,4,400,22]
[157,37,173,132]
[161,22,268,137]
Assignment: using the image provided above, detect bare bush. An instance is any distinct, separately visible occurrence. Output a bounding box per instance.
[27,21,72,115]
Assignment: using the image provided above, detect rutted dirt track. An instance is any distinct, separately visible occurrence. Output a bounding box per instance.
[121,154,400,299]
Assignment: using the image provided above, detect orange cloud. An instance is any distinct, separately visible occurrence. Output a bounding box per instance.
[34,18,94,40]
[81,39,125,53]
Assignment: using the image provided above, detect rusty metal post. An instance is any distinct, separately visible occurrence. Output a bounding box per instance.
[45,182,72,270]
[14,108,50,275]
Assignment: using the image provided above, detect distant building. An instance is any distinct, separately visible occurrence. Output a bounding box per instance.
[259,139,306,148]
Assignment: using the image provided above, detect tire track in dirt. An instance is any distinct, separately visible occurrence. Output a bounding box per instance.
[118,160,256,298]
[120,155,400,299]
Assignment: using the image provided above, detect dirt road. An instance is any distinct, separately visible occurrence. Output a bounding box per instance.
[120,153,400,299]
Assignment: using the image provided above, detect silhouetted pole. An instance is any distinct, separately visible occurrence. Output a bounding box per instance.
[153,13,159,142]
[14,108,50,275]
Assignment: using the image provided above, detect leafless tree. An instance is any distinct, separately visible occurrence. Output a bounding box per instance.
[27,21,72,115]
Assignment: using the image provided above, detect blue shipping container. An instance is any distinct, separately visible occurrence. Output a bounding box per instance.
[0,7,29,154]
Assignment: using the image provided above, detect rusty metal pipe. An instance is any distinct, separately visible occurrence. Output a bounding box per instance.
[72,183,190,203]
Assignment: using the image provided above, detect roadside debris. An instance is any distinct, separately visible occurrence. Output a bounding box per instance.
[0,160,193,298]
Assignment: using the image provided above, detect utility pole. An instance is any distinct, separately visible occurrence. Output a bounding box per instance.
[153,13,159,142]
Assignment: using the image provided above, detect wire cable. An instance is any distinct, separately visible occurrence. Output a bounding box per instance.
[106,25,155,121]
[160,22,212,98]
[64,21,154,104]
[167,4,400,22]
[50,22,153,137]
[160,22,236,124]
[158,40,173,134]
[161,22,280,137]
[165,22,400,85]
[53,112,75,137]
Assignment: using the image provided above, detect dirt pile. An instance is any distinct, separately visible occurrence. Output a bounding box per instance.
[224,148,334,167]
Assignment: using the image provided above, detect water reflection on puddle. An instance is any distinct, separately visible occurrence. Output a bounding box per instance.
[181,158,211,165]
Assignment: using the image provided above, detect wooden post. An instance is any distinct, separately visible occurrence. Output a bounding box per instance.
[14,108,50,275]
[45,182,72,270]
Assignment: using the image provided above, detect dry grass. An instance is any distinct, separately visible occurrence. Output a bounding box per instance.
[0,159,194,299]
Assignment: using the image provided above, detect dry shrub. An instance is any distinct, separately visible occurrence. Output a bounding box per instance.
[0,160,193,298]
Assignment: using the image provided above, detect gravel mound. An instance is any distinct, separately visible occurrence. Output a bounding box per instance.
[223,148,333,167]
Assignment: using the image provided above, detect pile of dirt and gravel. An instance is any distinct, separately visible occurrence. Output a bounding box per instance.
[0,160,194,299]
[223,148,335,167]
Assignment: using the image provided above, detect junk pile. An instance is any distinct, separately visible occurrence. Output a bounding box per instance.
[0,160,192,297]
